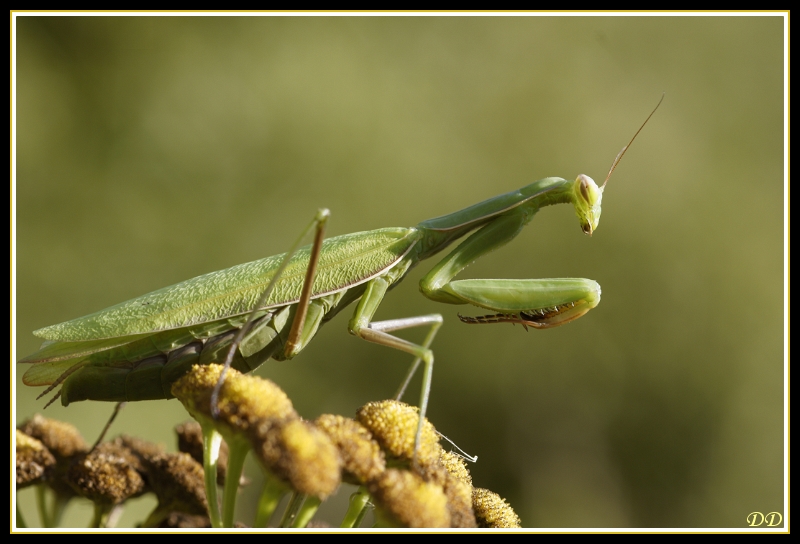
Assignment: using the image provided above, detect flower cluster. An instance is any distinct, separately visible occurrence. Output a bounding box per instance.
[16,364,520,529]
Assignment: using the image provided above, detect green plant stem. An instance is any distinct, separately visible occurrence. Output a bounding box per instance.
[292,496,321,528]
[221,437,249,528]
[254,475,286,527]
[201,423,223,528]
[35,485,50,528]
[341,486,370,528]
[279,492,305,528]
[90,503,112,528]
[16,499,27,529]
[50,493,70,528]
[141,505,166,528]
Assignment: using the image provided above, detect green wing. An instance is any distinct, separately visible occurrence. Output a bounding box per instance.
[32,227,420,342]
[18,335,150,364]
[21,314,259,385]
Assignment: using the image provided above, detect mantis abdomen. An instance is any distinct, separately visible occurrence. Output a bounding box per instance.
[27,286,359,406]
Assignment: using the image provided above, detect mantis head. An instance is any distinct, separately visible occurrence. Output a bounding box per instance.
[573,174,603,236]
[572,93,664,237]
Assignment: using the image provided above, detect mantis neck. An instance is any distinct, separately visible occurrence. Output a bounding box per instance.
[414,177,574,260]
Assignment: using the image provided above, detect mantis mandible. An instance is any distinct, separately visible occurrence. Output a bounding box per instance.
[19,97,662,455]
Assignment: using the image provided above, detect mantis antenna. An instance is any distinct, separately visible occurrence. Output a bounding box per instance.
[602,92,665,188]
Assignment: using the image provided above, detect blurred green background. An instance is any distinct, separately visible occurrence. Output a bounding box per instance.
[14,15,785,529]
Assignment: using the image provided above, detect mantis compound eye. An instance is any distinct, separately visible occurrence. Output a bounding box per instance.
[577,174,599,204]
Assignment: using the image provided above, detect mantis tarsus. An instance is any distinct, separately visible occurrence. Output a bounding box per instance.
[19,96,662,462]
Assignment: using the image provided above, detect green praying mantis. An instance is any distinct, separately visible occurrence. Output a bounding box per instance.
[19,97,662,456]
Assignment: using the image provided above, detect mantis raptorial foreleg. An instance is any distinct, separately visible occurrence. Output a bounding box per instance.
[421,213,528,305]
[420,206,601,328]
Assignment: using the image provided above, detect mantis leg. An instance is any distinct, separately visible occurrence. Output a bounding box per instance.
[283,209,330,357]
[348,276,443,459]
[205,209,331,526]
[420,212,601,327]
[368,316,443,402]
[213,209,330,410]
